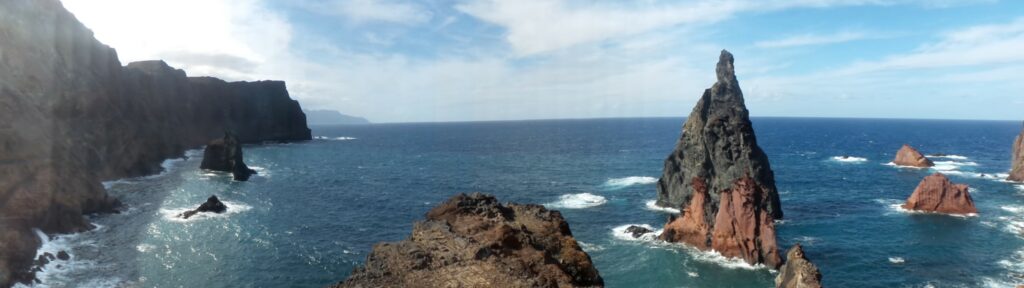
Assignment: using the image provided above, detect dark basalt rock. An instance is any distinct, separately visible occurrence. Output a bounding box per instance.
[178,196,229,219]
[655,50,782,268]
[775,244,822,288]
[334,193,604,288]
[200,133,257,181]
[625,225,654,238]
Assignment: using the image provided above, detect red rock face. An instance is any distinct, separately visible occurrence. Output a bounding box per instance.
[903,173,977,214]
[1008,129,1024,182]
[660,177,710,249]
[710,177,781,268]
[893,144,934,167]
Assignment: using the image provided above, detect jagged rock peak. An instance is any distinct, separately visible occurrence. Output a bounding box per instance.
[775,244,823,288]
[716,49,737,84]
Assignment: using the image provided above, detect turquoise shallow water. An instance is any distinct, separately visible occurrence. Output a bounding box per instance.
[22,118,1024,287]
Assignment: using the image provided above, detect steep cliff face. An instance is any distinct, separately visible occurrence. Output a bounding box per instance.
[0,1,310,285]
[335,193,604,288]
[1009,127,1024,182]
[655,50,782,268]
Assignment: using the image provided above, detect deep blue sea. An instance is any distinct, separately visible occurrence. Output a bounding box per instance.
[22,118,1024,287]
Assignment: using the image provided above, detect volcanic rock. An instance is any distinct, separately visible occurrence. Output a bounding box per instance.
[775,244,822,288]
[334,193,604,287]
[625,225,654,238]
[178,196,228,219]
[893,145,934,168]
[0,1,311,285]
[201,133,257,181]
[903,173,977,214]
[1009,125,1024,182]
[655,50,782,268]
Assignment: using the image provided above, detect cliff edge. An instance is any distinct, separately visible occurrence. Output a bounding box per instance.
[0,1,310,285]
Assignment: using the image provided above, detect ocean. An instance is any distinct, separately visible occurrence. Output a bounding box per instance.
[21,117,1024,287]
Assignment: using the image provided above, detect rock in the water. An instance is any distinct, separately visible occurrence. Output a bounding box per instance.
[334,193,604,287]
[1009,125,1024,182]
[178,196,229,219]
[893,144,934,167]
[775,244,822,288]
[655,50,782,268]
[55,251,69,261]
[200,133,257,181]
[625,225,654,238]
[902,173,977,214]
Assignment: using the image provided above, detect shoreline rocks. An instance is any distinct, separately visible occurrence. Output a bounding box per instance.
[893,145,934,168]
[178,196,228,219]
[1009,125,1024,182]
[334,193,604,287]
[200,133,257,181]
[0,1,311,285]
[654,50,782,268]
[902,173,977,215]
[775,244,822,288]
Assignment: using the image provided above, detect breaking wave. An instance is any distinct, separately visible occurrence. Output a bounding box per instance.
[830,156,867,163]
[544,193,607,209]
[603,176,658,189]
[644,200,680,213]
[160,200,253,223]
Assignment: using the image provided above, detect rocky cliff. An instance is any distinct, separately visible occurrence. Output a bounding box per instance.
[893,144,934,168]
[655,50,782,268]
[903,173,977,215]
[0,1,310,285]
[775,244,822,288]
[1009,126,1024,182]
[334,193,604,288]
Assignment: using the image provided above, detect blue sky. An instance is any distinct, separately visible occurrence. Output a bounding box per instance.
[62,0,1024,122]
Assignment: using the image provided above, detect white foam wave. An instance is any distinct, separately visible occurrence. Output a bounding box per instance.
[609,224,767,270]
[889,257,905,264]
[884,162,926,169]
[577,241,605,252]
[1002,205,1024,214]
[314,136,357,141]
[544,193,607,209]
[932,160,979,172]
[611,224,662,242]
[160,200,253,222]
[830,156,867,163]
[20,228,117,288]
[603,176,658,189]
[928,154,968,160]
[644,200,680,213]
[884,200,977,218]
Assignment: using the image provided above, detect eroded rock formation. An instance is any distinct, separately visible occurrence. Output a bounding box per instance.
[1009,125,1024,182]
[334,193,604,288]
[201,133,257,181]
[775,244,822,288]
[0,1,310,285]
[655,50,782,268]
[903,173,977,214]
[178,196,228,219]
[893,144,934,168]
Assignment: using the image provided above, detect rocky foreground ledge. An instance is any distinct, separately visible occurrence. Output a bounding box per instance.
[0,1,310,285]
[334,193,604,287]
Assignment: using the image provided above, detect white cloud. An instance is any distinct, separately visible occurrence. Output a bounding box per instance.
[755,31,871,48]
[457,0,993,56]
[302,0,432,25]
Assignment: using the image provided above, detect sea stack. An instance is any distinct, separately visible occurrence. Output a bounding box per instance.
[902,173,977,214]
[1008,125,1024,182]
[655,50,782,268]
[893,144,934,168]
[178,196,228,219]
[335,193,603,287]
[775,244,822,288]
[200,132,257,181]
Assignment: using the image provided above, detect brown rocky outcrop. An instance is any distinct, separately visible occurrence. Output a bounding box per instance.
[893,144,934,168]
[0,1,310,286]
[1009,125,1024,182]
[775,244,822,288]
[201,133,257,181]
[902,173,977,214]
[334,193,604,288]
[655,50,782,268]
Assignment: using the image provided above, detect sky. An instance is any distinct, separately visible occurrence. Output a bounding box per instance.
[60,0,1024,123]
